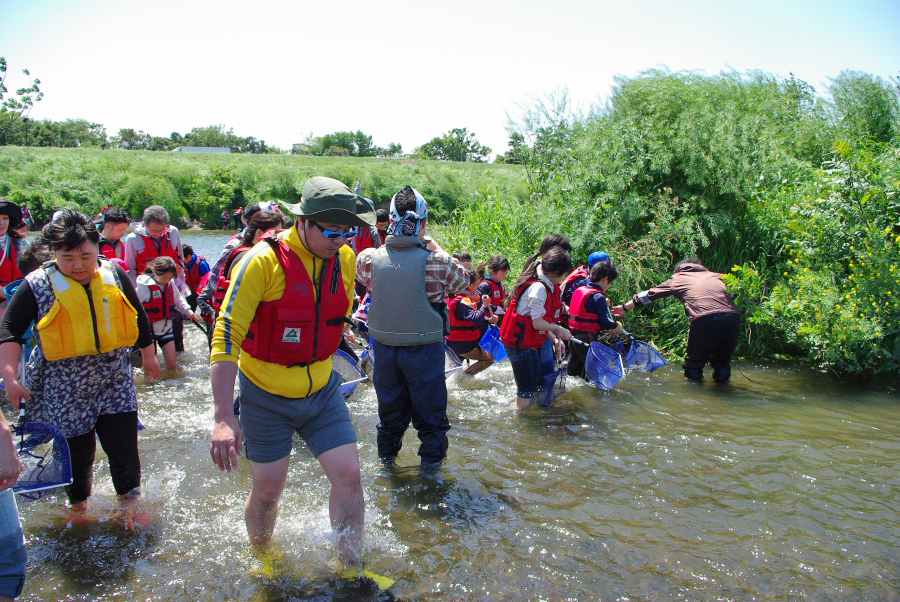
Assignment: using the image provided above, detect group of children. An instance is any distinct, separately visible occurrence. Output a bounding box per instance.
[443,236,629,410]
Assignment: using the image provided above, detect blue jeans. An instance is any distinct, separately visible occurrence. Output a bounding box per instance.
[505,345,543,398]
[539,338,555,376]
[0,488,25,598]
[373,341,450,464]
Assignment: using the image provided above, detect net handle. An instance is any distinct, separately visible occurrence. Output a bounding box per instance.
[17,345,26,427]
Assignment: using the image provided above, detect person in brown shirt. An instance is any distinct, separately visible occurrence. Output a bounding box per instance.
[612,258,740,383]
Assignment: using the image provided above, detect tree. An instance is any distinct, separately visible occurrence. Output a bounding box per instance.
[112,128,152,150]
[0,57,43,145]
[495,131,528,164]
[828,70,900,145]
[415,127,491,162]
[28,119,107,148]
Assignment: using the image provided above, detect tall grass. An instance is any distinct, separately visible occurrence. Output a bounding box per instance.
[0,147,528,227]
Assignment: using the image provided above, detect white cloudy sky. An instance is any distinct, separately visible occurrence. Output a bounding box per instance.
[2,0,898,156]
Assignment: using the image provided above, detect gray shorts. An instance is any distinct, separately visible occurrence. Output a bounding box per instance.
[238,370,357,464]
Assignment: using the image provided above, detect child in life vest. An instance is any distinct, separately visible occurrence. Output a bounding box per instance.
[446,270,497,376]
[136,256,202,370]
[566,258,624,379]
[499,247,573,409]
[475,255,509,321]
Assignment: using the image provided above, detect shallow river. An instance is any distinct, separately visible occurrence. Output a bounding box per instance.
[10,231,900,601]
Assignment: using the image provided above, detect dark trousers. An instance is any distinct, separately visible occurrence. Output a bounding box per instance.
[566,331,596,379]
[65,411,141,504]
[372,341,450,464]
[683,312,741,382]
[173,313,184,352]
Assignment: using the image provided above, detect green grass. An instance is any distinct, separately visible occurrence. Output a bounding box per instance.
[0,146,528,227]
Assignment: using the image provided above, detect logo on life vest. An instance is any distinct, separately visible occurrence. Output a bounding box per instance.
[282,327,300,343]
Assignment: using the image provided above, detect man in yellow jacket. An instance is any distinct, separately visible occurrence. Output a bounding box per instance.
[209,177,374,565]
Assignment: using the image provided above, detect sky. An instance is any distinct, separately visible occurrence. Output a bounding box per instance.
[2,0,898,158]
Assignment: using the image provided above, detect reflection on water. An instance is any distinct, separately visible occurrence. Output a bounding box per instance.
[11,232,900,600]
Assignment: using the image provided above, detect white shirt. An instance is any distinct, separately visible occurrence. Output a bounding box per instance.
[518,265,554,320]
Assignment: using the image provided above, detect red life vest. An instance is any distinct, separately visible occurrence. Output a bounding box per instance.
[568,285,604,333]
[350,227,377,254]
[141,281,175,322]
[211,245,249,312]
[445,294,481,343]
[499,278,562,349]
[240,239,349,367]
[184,254,207,294]
[0,240,21,289]
[562,265,588,292]
[480,278,506,306]
[99,238,124,260]
[135,229,178,275]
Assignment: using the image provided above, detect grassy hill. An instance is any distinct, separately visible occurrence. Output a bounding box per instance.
[0,146,527,227]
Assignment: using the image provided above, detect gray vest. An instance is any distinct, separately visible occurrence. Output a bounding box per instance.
[367,236,444,346]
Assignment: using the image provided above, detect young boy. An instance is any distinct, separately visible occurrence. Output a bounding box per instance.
[567,259,624,379]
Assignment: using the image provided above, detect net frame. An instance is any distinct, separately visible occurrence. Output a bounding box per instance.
[624,340,667,372]
[332,349,368,399]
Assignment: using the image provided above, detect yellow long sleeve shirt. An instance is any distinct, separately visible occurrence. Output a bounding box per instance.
[210,226,356,398]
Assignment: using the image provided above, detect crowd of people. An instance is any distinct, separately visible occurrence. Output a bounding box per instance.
[0,183,741,597]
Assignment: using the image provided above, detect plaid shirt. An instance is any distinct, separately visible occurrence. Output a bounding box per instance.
[356,243,469,303]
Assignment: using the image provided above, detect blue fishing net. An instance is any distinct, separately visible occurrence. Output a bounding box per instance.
[624,340,667,372]
[534,365,567,407]
[478,325,507,362]
[332,349,368,399]
[13,421,73,499]
[584,342,625,391]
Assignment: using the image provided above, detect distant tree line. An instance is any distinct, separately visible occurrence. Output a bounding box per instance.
[110,124,278,153]
[292,130,403,158]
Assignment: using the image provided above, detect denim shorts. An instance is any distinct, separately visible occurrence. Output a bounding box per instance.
[238,370,357,463]
[0,488,26,599]
[505,345,543,398]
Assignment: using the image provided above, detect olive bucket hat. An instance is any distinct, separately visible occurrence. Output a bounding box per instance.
[279,177,376,227]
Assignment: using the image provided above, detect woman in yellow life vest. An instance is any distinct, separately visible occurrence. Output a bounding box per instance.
[0,210,160,519]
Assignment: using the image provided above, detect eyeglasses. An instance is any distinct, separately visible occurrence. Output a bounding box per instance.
[309,221,359,240]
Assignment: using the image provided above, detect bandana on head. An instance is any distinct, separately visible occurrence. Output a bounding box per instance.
[387,186,427,237]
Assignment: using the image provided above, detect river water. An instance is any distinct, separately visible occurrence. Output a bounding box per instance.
[9,231,900,601]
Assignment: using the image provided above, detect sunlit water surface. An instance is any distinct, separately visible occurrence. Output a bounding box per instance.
[10,231,900,601]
